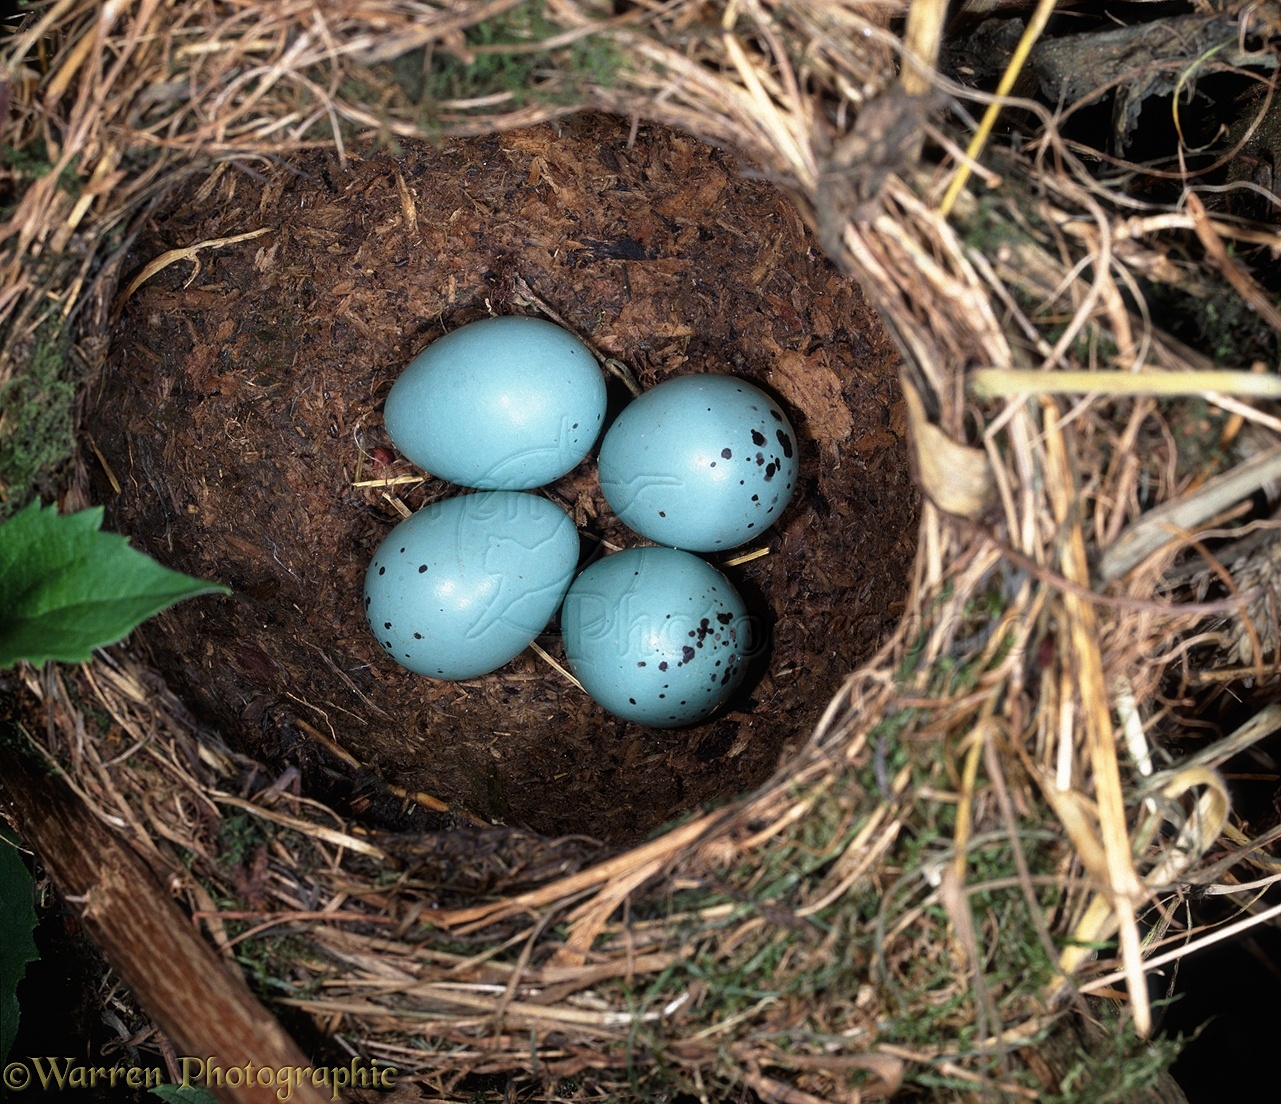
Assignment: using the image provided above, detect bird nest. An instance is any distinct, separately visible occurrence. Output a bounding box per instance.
[3,2,1281,1101]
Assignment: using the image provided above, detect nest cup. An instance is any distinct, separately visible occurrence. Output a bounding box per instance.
[2,2,1279,1102]
[87,115,917,844]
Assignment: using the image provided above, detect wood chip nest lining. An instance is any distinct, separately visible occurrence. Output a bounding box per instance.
[86,121,918,847]
[2,2,1280,1101]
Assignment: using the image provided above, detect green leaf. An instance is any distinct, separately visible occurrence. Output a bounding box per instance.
[0,826,39,1061]
[0,501,229,669]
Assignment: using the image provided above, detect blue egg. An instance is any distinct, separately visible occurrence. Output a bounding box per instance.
[384,316,607,490]
[364,491,579,680]
[561,547,750,727]
[597,375,799,552]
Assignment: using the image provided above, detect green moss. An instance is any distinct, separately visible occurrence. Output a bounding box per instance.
[1,141,53,178]
[234,930,317,996]
[1159,395,1234,479]
[1145,277,1281,368]
[0,314,81,519]
[431,1,620,102]
[216,812,265,867]
[0,143,82,217]
[345,0,622,140]
[1042,1011,1183,1104]
[960,194,1030,257]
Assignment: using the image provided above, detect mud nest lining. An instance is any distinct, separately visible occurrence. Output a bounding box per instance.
[90,114,918,845]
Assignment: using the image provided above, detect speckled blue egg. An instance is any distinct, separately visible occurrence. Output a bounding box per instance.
[384,316,607,490]
[597,375,798,552]
[364,491,579,680]
[561,547,750,727]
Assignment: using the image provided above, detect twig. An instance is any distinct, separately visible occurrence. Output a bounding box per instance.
[528,641,584,692]
[1079,899,1281,995]
[1099,447,1281,582]
[971,369,1281,401]
[352,474,424,488]
[1185,191,1281,334]
[938,0,1059,216]
[723,547,770,566]
[123,228,272,299]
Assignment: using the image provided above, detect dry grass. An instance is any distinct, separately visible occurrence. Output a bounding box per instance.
[3,0,1281,1099]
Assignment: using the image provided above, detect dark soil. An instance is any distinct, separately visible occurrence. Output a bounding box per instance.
[88,114,917,846]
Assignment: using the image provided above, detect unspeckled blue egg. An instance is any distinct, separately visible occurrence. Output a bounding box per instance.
[384,316,607,490]
[597,375,799,552]
[364,491,579,680]
[561,547,750,727]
